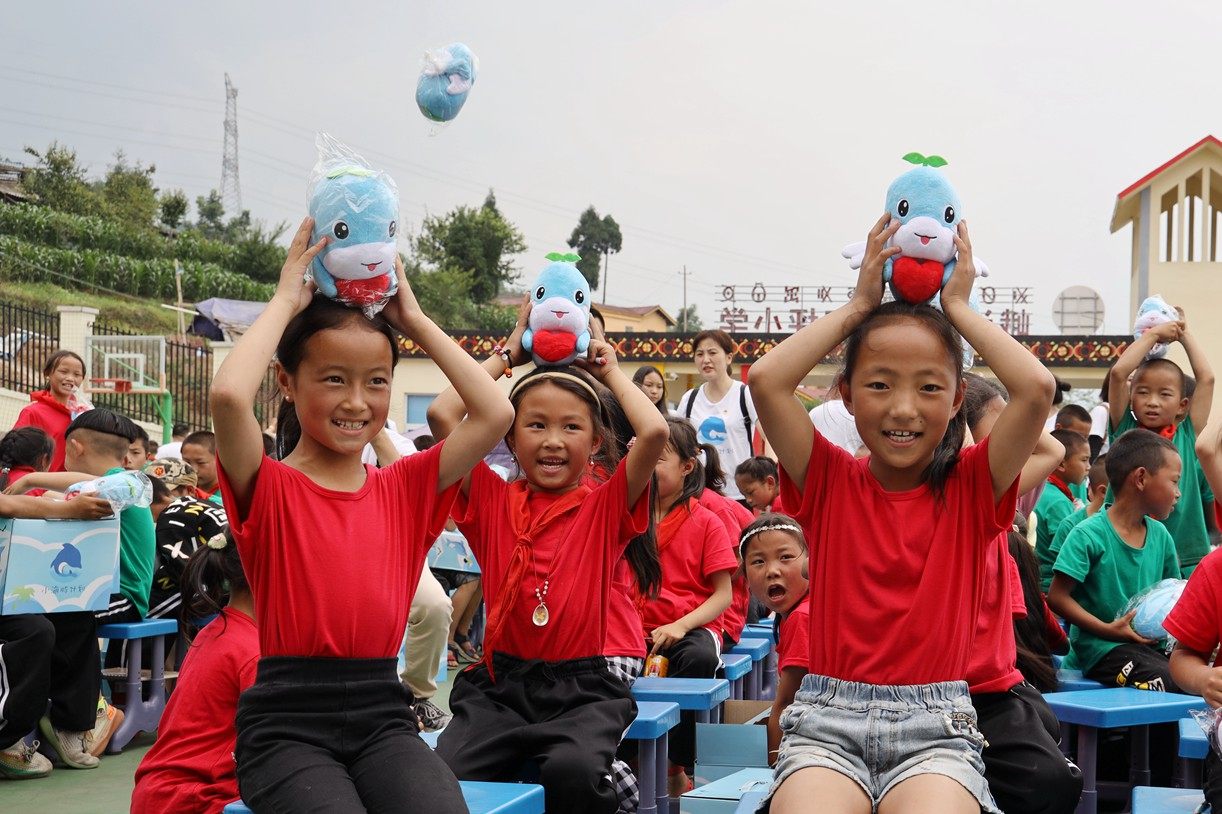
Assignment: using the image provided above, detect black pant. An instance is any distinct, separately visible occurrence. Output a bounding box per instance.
[1085,643,1180,692]
[658,628,720,768]
[0,615,54,746]
[437,654,635,814]
[48,612,101,731]
[97,594,143,669]
[972,682,1083,814]
[1205,750,1222,812]
[235,657,466,814]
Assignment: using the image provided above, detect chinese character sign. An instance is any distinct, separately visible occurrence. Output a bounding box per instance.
[717,284,1034,336]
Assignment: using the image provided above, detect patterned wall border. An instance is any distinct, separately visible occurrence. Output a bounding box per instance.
[397,332,1131,368]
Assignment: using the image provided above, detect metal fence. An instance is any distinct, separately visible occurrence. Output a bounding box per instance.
[0,301,59,393]
[92,320,214,432]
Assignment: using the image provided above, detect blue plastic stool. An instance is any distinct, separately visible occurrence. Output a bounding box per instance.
[97,618,178,753]
[729,637,771,700]
[632,677,731,725]
[1130,785,1205,813]
[1043,688,1207,814]
[1177,717,1208,788]
[223,781,545,813]
[720,653,752,700]
[1057,669,1108,692]
[626,701,681,814]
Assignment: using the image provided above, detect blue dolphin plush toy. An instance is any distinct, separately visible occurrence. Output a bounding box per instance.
[842,153,988,304]
[522,253,592,367]
[307,133,399,316]
[416,43,479,123]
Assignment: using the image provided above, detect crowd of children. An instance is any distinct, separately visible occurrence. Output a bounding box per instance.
[7,209,1222,814]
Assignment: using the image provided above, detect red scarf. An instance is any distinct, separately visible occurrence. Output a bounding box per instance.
[1047,474,1074,502]
[1158,423,1177,440]
[480,481,591,680]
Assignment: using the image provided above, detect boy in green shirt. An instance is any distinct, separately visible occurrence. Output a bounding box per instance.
[1108,313,1214,574]
[1042,453,1109,593]
[1035,429,1090,592]
[1049,429,1183,690]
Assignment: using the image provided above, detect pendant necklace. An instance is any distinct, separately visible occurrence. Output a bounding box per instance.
[532,579,551,627]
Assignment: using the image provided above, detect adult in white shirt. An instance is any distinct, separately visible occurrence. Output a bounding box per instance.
[156,422,191,460]
[676,330,760,501]
[808,395,864,456]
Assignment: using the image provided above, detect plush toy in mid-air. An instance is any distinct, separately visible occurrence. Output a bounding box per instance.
[842,153,987,304]
[522,253,592,367]
[1133,294,1181,358]
[307,133,399,316]
[416,43,479,123]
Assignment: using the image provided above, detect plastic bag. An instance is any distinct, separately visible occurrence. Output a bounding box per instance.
[1190,706,1222,757]
[416,43,478,124]
[64,470,153,513]
[306,133,399,318]
[1133,294,1180,359]
[1116,578,1187,640]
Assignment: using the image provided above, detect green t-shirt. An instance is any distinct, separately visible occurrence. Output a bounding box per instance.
[1041,504,1091,594]
[105,467,157,618]
[1109,413,1210,572]
[1035,485,1077,593]
[1053,508,1181,672]
[1070,480,1089,504]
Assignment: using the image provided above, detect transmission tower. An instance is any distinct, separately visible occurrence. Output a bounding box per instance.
[220,73,242,215]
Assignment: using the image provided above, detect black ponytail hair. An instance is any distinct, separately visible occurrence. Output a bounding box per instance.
[0,427,54,490]
[274,295,398,459]
[664,417,707,511]
[700,443,725,493]
[1007,521,1059,693]
[180,526,247,642]
[841,301,967,497]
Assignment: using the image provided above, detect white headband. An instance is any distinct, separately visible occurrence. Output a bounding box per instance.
[739,522,804,550]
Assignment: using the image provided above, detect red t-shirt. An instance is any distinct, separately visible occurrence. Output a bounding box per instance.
[965,533,1024,694]
[639,499,738,634]
[699,489,754,644]
[778,596,811,671]
[455,459,650,662]
[131,608,258,814]
[218,442,457,659]
[1164,545,1222,654]
[605,558,647,658]
[1041,599,1069,653]
[779,432,1017,685]
[12,391,72,471]
[3,465,46,497]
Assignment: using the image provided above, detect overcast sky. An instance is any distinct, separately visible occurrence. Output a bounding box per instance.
[3,1,1220,334]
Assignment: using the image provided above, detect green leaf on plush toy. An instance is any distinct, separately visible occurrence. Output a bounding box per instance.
[923,155,948,168]
[902,152,927,165]
[545,252,582,263]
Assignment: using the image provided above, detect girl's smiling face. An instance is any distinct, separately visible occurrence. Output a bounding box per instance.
[744,530,808,614]
[509,381,600,494]
[48,356,85,402]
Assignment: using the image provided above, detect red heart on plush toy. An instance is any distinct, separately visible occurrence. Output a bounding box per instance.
[532,329,578,364]
[890,257,945,303]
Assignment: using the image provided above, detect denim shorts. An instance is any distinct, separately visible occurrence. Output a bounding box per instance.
[765,674,999,813]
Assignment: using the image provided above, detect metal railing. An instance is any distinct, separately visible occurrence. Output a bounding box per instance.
[0,301,59,393]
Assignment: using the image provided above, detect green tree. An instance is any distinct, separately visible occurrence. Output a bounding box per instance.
[674,304,702,332]
[99,151,158,229]
[567,206,622,294]
[230,221,289,284]
[158,189,189,230]
[21,142,106,217]
[414,193,526,303]
[194,190,226,240]
[403,253,517,330]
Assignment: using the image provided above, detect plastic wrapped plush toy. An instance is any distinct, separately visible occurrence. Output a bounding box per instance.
[416,43,478,123]
[1116,578,1187,640]
[1133,295,1181,359]
[842,152,988,305]
[522,253,591,368]
[64,470,153,513]
[307,133,399,317]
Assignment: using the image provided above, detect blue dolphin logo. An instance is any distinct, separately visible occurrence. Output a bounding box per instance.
[698,417,729,445]
[50,543,83,581]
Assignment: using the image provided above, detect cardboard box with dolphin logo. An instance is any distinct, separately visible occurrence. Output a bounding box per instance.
[0,516,121,615]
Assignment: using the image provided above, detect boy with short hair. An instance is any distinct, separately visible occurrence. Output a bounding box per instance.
[1109,313,1214,574]
[180,430,222,506]
[1048,429,1183,690]
[124,426,150,471]
[1035,429,1090,591]
[1055,404,1093,439]
[1042,454,1109,593]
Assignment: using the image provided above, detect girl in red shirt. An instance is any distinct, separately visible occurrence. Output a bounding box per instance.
[640,418,737,792]
[211,223,512,814]
[749,217,1055,814]
[0,426,54,496]
[427,313,668,814]
[734,455,780,514]
[13,349,90,471]
[131,529,255,814]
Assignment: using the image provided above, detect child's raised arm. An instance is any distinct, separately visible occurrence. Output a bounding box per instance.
[1196,419,1222,503]
[383,257,513,491]
[1179,314,1214,429]
[578,340,669,504]
[1018,432,1065,496]
[942,222,1055,502]
[1108,321,1181,430]
[210,219,326,516]
[748,215,899,491]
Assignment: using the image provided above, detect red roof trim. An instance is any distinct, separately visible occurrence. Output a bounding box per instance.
[1116,135,1222,201]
